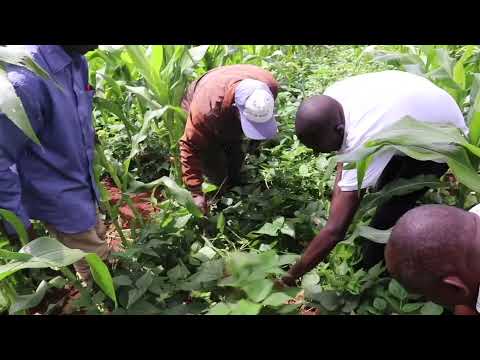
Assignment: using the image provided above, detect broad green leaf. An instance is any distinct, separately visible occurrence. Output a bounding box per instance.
[390,144,448,162]
[196,246,217,262]
[402,302,424,313]
[255,222,279,236]
[9,280,48,315]
[373,297,387,312]
[126,107,168,166]
[420,301,444,315]
[188,259,224,283]
[124,85,163,110]
[357,225,391,244]
[94,97,128,123]
[280,220,296,238]
[469,111,480,146]
[404,63,425,76]
[0,68,40,145]
[230,299,262,315]
[0,46,59,85]
[435,48,454,78]
[335,145,381,164]
[359,175,444,218]
[0,237,86,281]
[207,302,231,315]
[388,279,408,301]
[255,217,285,237]
[463,141,480,158]
[308,289,343,312]
[149,45,164,72]
[174,214,192,229]
[467,73,480,125]
[127,299,160,315]
[202,182,218,194]
[366,116,468,148]
[217,212,225,234]
[0,46,31,67]
[263,292,292,307]
[127,271,154,309]
[160,177,203,218]
[85,253,117,306]
[446,148,480,193]
[277,254,300,266]
[277,303,302,315]
[0,248,32,262]
[0,209,30,245]
[48,276,67,289]
[301,272,320,288]
[453,61,466,89]
[136,270,154,289]
[356,151,376,190]
[242,279,273,302]
[167,261,190,282]
[130,176,203,218]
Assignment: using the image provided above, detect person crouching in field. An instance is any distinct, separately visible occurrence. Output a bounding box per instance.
[280,70,468,287]
[180,64,279,214]
[386,204,480,315]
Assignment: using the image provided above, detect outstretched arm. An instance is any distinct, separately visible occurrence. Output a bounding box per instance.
[283,164,361,285]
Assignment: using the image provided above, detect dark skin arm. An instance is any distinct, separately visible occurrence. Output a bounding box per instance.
[282,164,362,286]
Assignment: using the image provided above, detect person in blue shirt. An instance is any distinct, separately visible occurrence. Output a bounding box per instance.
[0,45,108,283]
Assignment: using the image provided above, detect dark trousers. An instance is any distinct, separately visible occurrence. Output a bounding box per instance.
[360,156,449,269]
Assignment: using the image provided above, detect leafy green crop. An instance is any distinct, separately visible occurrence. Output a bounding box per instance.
[2,45,474,315]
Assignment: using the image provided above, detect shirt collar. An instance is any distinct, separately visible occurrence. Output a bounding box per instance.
[37,45,73,74]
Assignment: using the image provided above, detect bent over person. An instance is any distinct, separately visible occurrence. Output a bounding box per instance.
[281,70,468,286]
[180,64,279,214]
[386,204,480,315]
[0,45,110,284]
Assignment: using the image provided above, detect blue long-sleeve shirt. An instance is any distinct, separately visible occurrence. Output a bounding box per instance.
[0,45,99,234]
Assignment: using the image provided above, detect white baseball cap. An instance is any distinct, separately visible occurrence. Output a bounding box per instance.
[234,79,278,140]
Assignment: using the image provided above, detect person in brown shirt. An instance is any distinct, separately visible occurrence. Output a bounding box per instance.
[180,64,279,214]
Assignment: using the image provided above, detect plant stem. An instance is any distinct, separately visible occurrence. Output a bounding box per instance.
[102,200,128,246]
[60,267,90,300]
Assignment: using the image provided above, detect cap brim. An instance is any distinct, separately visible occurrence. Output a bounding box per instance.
[239,112,278,140]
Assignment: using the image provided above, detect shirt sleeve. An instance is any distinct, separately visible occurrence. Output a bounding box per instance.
[0,69,46,233]
[338,150,397,191]
[179,111,213,194]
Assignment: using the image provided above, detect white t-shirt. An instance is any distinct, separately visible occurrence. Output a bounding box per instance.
[324,70,469,191]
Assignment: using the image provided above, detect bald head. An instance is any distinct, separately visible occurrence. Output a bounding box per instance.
[295,95,345,153]
[386,204,480,309]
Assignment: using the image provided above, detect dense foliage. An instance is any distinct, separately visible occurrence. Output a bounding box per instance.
[1,45,479,315]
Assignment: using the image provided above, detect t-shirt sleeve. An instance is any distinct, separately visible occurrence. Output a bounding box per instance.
[338,150,396,191]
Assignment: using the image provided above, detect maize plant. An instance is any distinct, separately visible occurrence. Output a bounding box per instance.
[0,45,59,145]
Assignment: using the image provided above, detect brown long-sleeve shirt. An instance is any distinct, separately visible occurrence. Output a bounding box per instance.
[180,64,279,193]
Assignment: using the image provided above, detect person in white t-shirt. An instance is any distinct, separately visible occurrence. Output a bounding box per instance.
[385,204,480,315]
[281,70,469,287]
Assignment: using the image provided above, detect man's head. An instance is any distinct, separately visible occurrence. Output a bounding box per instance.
[62,45,98,55]
[295,95,345,154]
[385,204,480,312]
[234,79,278,140]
